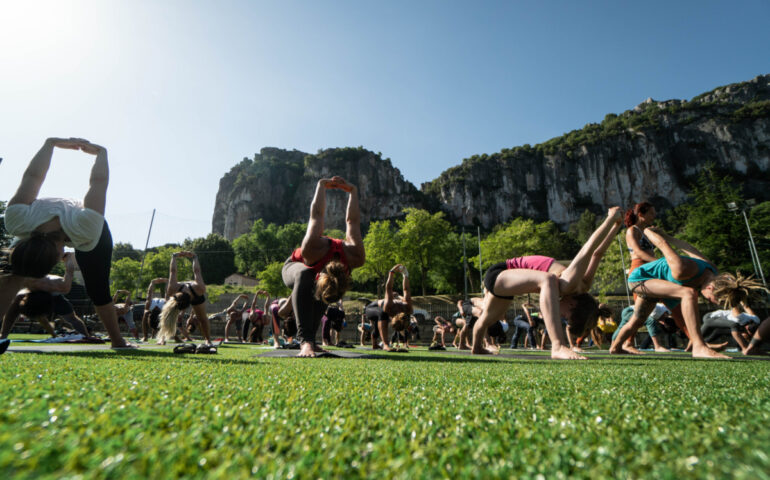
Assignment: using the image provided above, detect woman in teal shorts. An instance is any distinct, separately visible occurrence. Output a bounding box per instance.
[610,227,763,359]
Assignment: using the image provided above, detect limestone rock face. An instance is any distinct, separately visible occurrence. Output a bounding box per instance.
[212,147,429,240]
[213,74,770,238]
[423,74,770,228]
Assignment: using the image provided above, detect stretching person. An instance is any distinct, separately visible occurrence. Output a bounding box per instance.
[364,264,412,351]
[140,278,167,342]
[610,228,764,359]
[701,300,761,350]
[321,301,346,346]
[282,176,365,357]
[112,290,139,340]
[743,315,770,355]
[156,252,212,346]
[0,138,130,347]
[1,253,90,338]
[613,304,675,353]
[224,294,250,342]
[473,207,622,359]
[509,303,537,349]
[244,290,270,343]
[457,297,484,350]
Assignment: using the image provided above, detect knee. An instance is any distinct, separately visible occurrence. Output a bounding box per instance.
[541,273,559,291]
[679,287,698,302]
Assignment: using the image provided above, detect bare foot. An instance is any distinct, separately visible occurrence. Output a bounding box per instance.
[743,343,765,355]
[707,342,729,352]
[622,344,644,354]
[654,346,671,353]
[572,346,584,353]
[609,346,642,355]
[552,345,586,360]
[298,343,316,357]
[692,345,731,359]
[112,342,137,349]
[382,344,393,352]
[312,343,328,354]
[472,345,498,355]
[608,206,622,223]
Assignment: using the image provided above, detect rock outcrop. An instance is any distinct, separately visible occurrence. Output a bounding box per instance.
[212,147,430,240]
[213,74,770,239]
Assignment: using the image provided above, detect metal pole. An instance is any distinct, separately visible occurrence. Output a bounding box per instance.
[136,209,156,297]
[748,240,761,279]
[462,226,468,300]
[618,235,632,306]
[742,210,766,286]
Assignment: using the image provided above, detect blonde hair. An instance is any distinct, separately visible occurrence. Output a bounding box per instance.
[391,312,409,332]
[157,297,182,343]
[315,261,350,304]
[711,272,768,308]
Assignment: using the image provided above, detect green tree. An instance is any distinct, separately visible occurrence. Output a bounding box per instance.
[258,261,291,297]
[112,242,142,262]
[233,220,305,276]
[352,220,397,291]
[394,208,455,296]
[590,232,629,299]
[568,209,599,244]
[678,165,749,272]
[184,233,236,284]
[111,257,142,294]
[473,218,573,268]
[142,247,193,285]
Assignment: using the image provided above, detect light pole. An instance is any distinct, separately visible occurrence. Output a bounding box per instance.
[726,200,766,287]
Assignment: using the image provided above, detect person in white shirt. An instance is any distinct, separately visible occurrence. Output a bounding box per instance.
[702,302,761,350]
[0,138,130,347]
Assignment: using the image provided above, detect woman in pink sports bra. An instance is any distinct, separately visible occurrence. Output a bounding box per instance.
[472,207,622,359]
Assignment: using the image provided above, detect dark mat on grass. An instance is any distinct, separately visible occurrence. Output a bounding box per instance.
[256,349,380,359]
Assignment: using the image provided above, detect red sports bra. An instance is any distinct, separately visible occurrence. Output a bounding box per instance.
[290,237,349,273]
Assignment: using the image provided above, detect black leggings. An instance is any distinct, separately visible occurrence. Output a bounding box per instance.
[365,303,388,340]
[75,220,113,306]
[282,258,326,344]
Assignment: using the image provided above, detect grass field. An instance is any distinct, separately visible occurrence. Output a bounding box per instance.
[1,339,769,479]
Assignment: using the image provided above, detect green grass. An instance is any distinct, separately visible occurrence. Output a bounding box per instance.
[1,341,769,479]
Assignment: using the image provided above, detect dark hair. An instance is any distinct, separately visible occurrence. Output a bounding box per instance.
[174,291,192,310]
[9,234,62,278]
[624,202,654,228]
[566,293,612,337]
[18,291,55,318]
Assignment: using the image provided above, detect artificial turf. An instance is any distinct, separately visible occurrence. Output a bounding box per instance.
[1,340,769,479]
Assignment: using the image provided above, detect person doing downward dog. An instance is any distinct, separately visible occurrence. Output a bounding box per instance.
[224,294,250,343]
[610,227,766,359]
[156,252,213,346]
[141,278,167,342]
[0,138,131,347]
[282,176,365,357]
[473,207,622,359]
[244,290,270,343]
[1,253,90,338]
[364,264,413,351]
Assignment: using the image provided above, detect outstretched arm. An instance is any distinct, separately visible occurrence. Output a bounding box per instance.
[25,253,77,294]
[145,278,167,309]
[8,138,84,206]
[383,269,397,312]
[401,268,413,314]
[166,255,180,296]
[80,142,109,215]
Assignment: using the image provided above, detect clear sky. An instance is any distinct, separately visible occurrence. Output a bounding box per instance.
[1,0,768,248]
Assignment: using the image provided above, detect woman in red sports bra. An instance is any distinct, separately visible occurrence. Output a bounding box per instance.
[282,176,365,357]
[472,207,622,359]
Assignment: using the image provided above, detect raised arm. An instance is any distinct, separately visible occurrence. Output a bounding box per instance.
[579,221,623,293]
[145,278,167,309]
[166,255,180,296]
[383,269,397,310]
[189,252,205,292]
[80,142,109,215]
[227,294,249,313]
[401,268,413,314]
[8,138,89,206]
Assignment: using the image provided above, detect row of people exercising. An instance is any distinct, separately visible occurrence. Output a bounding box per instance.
[1,138,766,357]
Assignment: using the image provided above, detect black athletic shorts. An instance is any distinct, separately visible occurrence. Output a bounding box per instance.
[284,317,298,338]
[52,295,74,316]
[484,262,513,300]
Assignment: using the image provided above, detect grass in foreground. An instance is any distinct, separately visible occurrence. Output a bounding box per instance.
[1,342,769,479]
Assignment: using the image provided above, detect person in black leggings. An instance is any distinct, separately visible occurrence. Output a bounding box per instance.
[281,176,365,357]
[0,138,130,347]
[156,252,212,345]
[364,264,413,351]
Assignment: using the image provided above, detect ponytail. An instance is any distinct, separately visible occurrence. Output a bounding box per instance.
[624,201,654,228]
[157,297,181,343]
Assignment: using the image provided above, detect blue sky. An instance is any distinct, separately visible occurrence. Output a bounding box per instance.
[1,0,768,248]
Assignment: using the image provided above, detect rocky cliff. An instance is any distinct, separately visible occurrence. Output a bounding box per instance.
[213,74,770,239]
[212,147,431,240]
